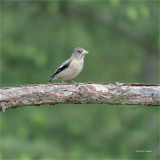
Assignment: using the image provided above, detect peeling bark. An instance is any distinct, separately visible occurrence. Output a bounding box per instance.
[0,83,160,111]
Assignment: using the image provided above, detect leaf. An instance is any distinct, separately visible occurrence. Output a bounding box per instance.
[108,0,120,7]
[139,5,150,18]
[127,7,138,21]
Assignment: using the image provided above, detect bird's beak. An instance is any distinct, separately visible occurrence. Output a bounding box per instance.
[82,49,89,55]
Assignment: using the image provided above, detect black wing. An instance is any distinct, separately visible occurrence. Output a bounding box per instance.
[54,59,71,75]
[48,59,71,82]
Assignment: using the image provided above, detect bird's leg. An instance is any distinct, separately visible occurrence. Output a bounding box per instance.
[70,80,78,85]
[62,79,67,84]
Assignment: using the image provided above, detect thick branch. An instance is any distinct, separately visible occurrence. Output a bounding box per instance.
[0,83,160,111]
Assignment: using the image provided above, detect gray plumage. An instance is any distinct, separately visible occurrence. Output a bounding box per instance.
[48,47,88,83]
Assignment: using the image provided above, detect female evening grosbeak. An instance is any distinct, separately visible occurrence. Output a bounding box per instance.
[48,47,88,83]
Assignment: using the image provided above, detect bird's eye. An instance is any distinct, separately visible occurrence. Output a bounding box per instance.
[77,50,81,53]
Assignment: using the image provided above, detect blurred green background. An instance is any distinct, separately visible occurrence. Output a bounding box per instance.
[1,0,159,159]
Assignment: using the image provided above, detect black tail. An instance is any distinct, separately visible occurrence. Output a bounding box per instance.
[48,74,55,82]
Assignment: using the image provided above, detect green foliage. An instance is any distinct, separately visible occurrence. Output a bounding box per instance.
[1,1,159,159]
[139,4,150,18]
[127,6,138,21]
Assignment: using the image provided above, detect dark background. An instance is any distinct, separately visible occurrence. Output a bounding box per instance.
[1,0,159,159]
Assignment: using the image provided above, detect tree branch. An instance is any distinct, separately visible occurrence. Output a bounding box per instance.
[0,83,160,111]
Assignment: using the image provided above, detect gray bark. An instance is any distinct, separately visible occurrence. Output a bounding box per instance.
[0,83,160,112]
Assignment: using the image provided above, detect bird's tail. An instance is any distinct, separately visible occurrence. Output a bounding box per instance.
[48,74,57,82]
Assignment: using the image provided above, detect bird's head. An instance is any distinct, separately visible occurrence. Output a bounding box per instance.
[72,47,89,60]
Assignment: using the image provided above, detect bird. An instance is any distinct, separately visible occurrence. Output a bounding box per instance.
[48,47,88,83]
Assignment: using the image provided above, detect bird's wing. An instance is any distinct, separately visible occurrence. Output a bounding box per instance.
[54,58,72,76]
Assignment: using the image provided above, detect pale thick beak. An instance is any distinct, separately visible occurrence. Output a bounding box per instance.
[82,49,89,55]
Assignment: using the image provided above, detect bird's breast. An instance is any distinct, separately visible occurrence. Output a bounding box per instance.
[70,59,84,72]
